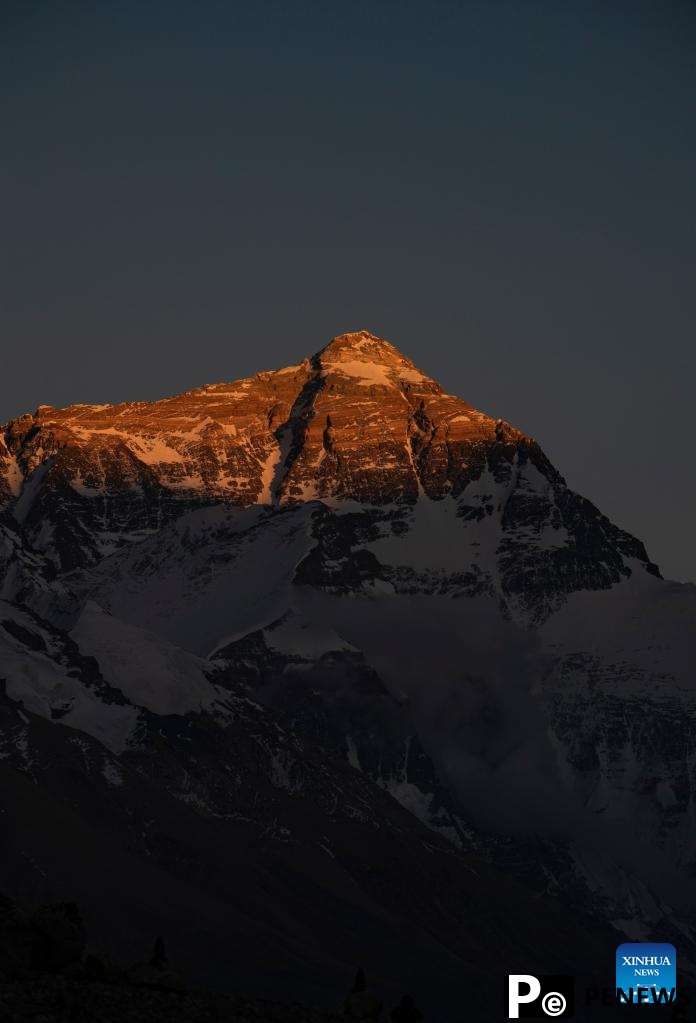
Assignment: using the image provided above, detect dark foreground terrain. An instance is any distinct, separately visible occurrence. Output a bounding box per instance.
[0,893,346,1023]
[0,974,345,1023]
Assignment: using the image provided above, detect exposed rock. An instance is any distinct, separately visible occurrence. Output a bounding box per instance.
[0,328,690,1012]
[0,331,658,623]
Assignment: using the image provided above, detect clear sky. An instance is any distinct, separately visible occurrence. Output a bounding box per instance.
[2,0,694,581]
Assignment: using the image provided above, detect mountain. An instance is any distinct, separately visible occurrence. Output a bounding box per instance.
[1,330,694,1017]
[0,331,657,620]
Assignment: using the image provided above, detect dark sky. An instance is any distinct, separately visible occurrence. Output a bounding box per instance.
[2,1,695,581]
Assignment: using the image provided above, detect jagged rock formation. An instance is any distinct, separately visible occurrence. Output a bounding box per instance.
[0,331,658,621]
[0,330,694,1016]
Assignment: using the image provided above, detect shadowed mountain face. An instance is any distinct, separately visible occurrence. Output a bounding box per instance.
[0,332,693,1018]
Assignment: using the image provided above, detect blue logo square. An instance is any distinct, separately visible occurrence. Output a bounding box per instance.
[616,943,676,1004]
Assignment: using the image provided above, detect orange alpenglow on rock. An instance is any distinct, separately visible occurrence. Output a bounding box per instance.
[0,329,520,515]
[0,330,656,617]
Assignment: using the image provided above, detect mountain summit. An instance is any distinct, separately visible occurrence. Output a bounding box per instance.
[317,328,419,365]
[0,330,657,613]
[1,330,694,1014]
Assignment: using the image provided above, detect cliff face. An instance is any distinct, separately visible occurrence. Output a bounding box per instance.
[1,329,693,1004]
[1,331,657,620]
[2,331,495,510]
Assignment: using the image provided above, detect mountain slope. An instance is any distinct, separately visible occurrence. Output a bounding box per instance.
[0,653,624,1021]
[1,331,658,623]
[1,329,693,1010]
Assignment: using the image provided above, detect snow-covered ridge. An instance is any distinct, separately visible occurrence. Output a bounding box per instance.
[0,328,692,976]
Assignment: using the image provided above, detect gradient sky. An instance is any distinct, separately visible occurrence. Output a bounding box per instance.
[2,1,694,581]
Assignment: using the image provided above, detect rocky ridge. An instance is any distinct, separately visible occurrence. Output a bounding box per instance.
[0,330,694,1013]
[1,331,658,622]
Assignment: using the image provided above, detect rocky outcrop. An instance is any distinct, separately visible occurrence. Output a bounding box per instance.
[211,617,470,845]
[0,676,622,1020]
[0,328,688,1007]
[0,330,659,619]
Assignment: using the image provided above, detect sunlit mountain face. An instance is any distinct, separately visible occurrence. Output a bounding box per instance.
[1,331,693,1020]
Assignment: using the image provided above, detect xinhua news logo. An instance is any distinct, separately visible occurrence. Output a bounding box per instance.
[615,942,676,1004]
[508,975,574,1017]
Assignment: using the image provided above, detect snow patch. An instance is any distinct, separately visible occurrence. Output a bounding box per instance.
[71,601,219,715]
[0,602,140,754]
[326,361,395,387]
[264,613,357,659]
